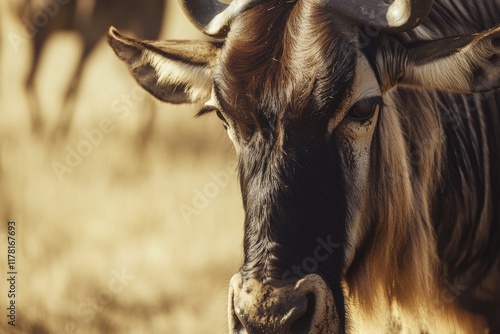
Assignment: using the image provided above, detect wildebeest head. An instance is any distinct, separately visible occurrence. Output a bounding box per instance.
[108,0,500,331]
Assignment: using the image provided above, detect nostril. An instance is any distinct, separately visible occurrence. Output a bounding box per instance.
[289,293,316,333]
[232,303,245,332]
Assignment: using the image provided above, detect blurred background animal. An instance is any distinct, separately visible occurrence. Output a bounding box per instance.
[15,0,166,140]
[0,1,239,333]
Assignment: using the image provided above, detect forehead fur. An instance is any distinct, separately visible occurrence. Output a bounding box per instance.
[214,0,357,140]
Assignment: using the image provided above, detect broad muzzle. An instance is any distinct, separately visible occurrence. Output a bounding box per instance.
[228,273,339,334]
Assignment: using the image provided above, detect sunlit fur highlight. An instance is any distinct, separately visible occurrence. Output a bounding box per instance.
[142,49,212,102]
[345,90,441,315]
[215,0,356,140]
[404,27,500,93]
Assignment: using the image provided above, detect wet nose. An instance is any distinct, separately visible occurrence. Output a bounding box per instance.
[228,273,337,334]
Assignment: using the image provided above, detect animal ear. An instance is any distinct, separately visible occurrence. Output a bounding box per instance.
[399,25,500,93]
[108,27,221,104]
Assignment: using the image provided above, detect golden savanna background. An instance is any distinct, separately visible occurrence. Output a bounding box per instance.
[0,1,243,333]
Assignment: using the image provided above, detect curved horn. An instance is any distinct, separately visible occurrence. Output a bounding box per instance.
[178,0,264,38]
[179,0,433,37]
[327,0,434,32]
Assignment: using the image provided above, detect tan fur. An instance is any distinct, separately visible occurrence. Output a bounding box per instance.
[404,26,500,92]
[141,49,213,102]
[346,90,439,318]
[336,56,381,268]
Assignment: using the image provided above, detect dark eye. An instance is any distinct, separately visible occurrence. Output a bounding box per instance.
[196,106,229,129]
[347,97,382,122]
[216,110,229,129]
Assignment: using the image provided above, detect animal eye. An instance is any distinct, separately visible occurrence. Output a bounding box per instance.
[347,97,382,122]
[216,110,229,129]
[196,106,229,130]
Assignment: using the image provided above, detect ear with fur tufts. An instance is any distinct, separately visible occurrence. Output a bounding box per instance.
[399,25,500,93]
[107,27,221,104]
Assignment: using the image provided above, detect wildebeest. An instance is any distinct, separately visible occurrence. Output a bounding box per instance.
[108,0,500,332]
[17,0,165,136]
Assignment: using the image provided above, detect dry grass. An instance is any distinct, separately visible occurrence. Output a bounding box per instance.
[0,2,243,333]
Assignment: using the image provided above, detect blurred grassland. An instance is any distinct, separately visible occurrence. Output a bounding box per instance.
[0,1,243,333]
